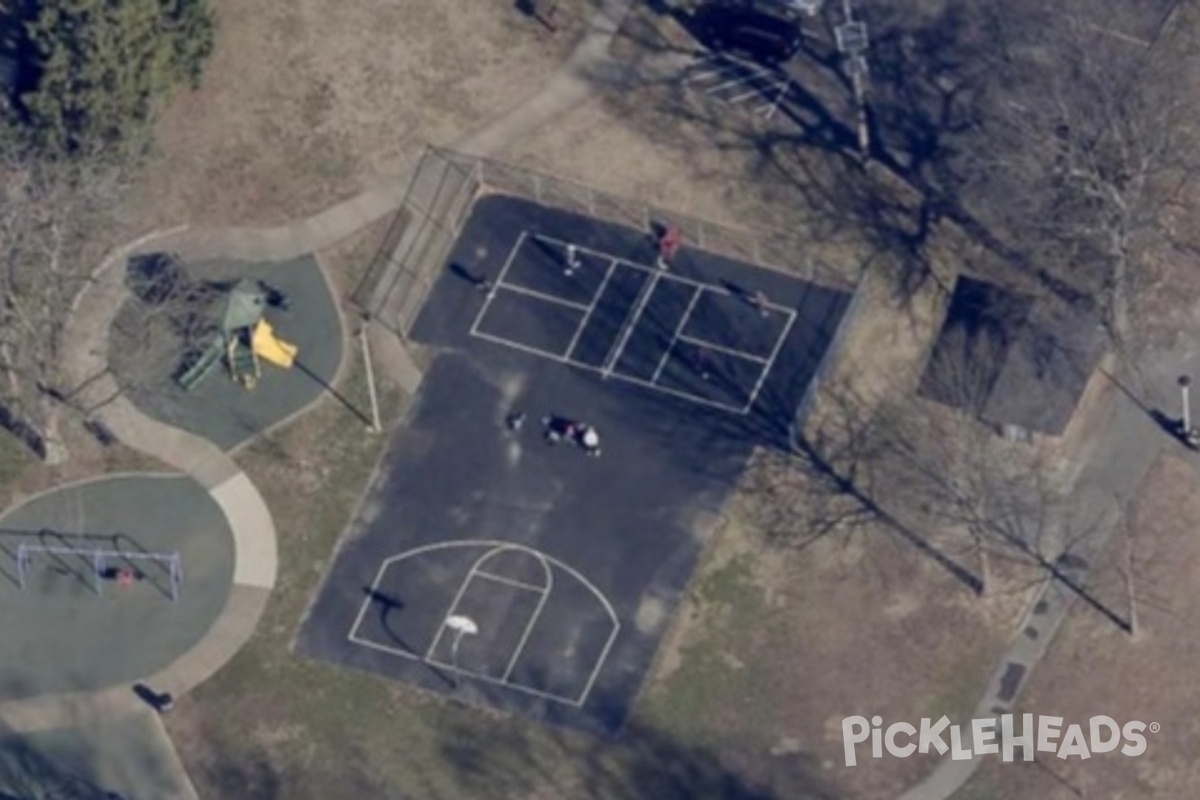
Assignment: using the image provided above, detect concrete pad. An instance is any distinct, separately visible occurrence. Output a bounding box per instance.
[210,473,278,589]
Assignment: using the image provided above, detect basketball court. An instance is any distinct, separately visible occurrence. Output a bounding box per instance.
[296,194,856,733]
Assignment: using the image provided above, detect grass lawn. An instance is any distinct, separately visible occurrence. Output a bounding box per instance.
[637,493,1010,800]
[0,429,29,492]
[958,454,1200,800]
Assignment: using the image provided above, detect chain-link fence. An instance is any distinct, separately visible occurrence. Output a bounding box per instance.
[353,148,481,338]
[354,145,858,339]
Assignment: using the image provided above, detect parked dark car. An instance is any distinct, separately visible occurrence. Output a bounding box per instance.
[695,3,803,66]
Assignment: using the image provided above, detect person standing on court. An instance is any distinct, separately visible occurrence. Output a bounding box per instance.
[565,244,581,276]
[656,224,680,271]
[578,424,601,457]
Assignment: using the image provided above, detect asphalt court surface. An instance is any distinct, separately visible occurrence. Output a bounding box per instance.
[297,195,853,733]
[472,231,802,414]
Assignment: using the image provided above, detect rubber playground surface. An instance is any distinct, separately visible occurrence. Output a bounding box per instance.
[110,255,343,452]
[296,195,852,733]
[0,475,235,701]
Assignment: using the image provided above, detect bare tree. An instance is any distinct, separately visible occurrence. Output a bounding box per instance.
[0,147,126,460]
[108,252,225,396]
[959,0,1196,345]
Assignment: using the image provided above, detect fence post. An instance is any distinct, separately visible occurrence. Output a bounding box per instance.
[360,321,382,433]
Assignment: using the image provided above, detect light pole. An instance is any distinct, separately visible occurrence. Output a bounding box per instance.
[835,1,871,158]
[359,315,381,434]
[1178,375,1199,449]
[445,615,478,688]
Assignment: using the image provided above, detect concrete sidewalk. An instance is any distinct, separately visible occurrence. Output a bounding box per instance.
[3,0,641,796]
[897,351,1197,800]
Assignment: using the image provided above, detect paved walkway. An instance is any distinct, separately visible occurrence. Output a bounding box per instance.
[0,2,637,797]
[897,347,1198,800]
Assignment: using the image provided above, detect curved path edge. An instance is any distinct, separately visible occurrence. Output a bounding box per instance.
[0,4,638,797]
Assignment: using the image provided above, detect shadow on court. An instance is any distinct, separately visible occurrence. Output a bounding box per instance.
[296,194,868,733]
[450,262,490,287]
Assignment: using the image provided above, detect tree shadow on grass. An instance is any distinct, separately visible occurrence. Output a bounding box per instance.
[0,689,114,800]
[434,715,841,800]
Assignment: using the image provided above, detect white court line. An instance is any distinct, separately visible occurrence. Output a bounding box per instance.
[348,635,420,659]
[472,330,572,364]
[686,65,728,82]
[602,269,661,379]
[494,283,592,312]
[469,232,803,414]
[426,546,552,664]
[705,75,754,94]
[728,86,769,103]
[347,540,621,707]
[564,257,618,361]
[741,309,798,413]
[474,570,551,594]
[501,552,554,683]
[423,561,482,661]
[652,285,702,384]
[361,636,588,706]
[472,303,757,412]
[475,325,747,413]
[348,559,397,649]
[761,78,791,120]
[676,333,770,364]
[532,234,725,292]
[469,231,528,338]
[576,614,622,710]
[612,370,745,414]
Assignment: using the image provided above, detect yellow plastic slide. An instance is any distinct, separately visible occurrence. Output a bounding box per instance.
[251,319,299,368]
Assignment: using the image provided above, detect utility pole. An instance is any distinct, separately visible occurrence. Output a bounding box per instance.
[1178,375,1199,449]
[836,0,871,159]
[360,317,381,434]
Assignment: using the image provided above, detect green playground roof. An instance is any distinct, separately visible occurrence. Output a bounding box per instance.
[221,280,266,331]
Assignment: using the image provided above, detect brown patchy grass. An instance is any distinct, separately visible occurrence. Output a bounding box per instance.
[122,0,591,234]
[1129,235,1200,354]
[637,457,1014,800]
[0,421,170,521]
[961,454,1200,800]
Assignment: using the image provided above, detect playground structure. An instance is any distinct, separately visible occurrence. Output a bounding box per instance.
[16,542,183,601]
[176,279,299,392]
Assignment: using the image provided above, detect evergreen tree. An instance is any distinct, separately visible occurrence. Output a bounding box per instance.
[18,0,214,157]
